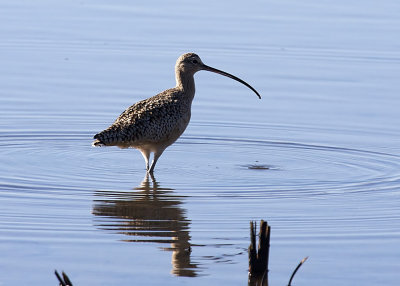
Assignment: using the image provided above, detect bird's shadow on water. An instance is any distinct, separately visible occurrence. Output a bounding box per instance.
[92,173,199,277]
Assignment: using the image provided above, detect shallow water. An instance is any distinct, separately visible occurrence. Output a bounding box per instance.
[1,0,400,285]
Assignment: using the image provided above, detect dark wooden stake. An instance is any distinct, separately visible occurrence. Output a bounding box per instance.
[248,220,271,285]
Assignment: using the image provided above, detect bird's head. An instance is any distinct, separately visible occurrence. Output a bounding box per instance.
[175,53,205,74]
[175,52,261,99]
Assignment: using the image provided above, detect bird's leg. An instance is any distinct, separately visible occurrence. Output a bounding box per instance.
[148,148,166,173]
[140,149,151,171]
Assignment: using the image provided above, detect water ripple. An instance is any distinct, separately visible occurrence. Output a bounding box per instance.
[1,127,399,199]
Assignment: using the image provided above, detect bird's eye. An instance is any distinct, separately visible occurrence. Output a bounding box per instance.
[192,59,198,64]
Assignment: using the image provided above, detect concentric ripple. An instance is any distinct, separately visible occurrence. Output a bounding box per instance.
[1,126,399,198]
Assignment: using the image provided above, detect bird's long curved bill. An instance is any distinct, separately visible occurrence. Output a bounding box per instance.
[202,64,261,99]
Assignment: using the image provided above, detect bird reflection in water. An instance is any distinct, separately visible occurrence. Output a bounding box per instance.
[92,173,198,277]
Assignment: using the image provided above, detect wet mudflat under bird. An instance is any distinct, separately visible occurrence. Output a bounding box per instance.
[1,1,400,285]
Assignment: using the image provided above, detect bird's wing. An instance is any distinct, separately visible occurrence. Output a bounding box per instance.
[94,88,187,145]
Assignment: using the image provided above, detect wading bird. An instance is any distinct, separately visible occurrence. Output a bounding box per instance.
[93,53,260,173]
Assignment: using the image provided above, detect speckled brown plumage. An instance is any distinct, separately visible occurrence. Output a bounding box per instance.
[93,53,260,173]
[93,87,192,148]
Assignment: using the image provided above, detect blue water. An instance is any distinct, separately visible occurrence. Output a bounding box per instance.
[1,0,400,285]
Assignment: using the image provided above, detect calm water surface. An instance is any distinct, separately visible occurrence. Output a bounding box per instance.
[1,1,400,285]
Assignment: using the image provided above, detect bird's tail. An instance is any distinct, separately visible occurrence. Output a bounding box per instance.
[92,138,105,147]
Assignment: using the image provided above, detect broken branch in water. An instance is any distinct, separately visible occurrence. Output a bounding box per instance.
[248,220,270,278]
[54,270,73,286]
[288,256,309,286]
[248,220,309,286]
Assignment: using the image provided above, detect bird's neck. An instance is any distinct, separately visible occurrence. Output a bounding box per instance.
[175,69,196,100]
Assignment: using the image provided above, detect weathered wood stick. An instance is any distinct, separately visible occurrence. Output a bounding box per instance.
[248,220,271,280]
[55,270,73,286]
[288,256,309,286]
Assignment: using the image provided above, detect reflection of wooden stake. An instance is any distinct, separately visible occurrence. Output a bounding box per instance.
[248,220,270,285]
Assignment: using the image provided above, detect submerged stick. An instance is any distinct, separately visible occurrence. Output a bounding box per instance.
[55,270,73,286]
[288,256,309,286]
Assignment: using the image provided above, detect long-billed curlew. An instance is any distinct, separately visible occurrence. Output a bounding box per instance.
[92,53,261,173]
